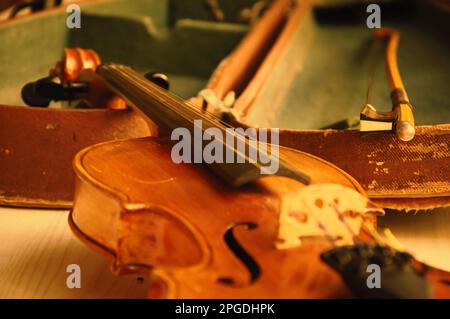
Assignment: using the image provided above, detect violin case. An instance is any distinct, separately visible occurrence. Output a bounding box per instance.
[0,0,449,210]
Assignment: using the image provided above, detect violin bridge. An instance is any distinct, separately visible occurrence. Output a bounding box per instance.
[275,184,383,250]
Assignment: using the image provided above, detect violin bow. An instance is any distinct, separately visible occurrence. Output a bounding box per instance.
[360,28,415,142]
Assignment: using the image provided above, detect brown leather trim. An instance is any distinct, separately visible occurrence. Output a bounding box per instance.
[0,105,151,208]
[274,125,450,200]
[373,196,450,211]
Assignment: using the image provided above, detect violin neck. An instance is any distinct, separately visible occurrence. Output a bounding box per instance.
[96,63,310,187]
[96,64,219,133]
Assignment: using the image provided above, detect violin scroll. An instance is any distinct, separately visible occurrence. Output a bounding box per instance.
[21,48,127,109]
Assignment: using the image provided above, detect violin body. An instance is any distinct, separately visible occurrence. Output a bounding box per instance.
[71,136,370,298]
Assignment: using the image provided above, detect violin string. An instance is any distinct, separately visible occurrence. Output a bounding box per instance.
[307,198,368,247]
[362,218,387,246]
[316,220,338,247]
[185,97,301,171]
[121,66,235,132]
[307,201,360,248]
[113,67,236,138]
[124,67,272,153]
[331,202,362,243]
[116,65,304,180]
[112,67,270,169]
[120,67,255,150]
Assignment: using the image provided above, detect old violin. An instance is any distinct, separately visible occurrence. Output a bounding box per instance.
[67,63,448,298]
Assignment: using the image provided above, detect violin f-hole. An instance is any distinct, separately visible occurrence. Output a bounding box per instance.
[217,222,261,286]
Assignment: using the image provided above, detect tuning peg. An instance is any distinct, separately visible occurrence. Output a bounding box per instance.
[21,76,89,107]
[21,81,52,107]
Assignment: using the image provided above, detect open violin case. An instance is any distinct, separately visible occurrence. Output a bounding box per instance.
[0,0,448,210]
[0,0,450,299]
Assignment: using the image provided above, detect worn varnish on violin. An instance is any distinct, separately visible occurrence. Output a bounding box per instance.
[69,64,450,298]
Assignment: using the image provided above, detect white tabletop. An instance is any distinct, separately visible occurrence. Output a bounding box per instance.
[0,207,148,298]
[0,206,449,298]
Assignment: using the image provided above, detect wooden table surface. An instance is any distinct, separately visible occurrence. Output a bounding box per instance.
[0,207,148,298]
[0,205,449,298]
